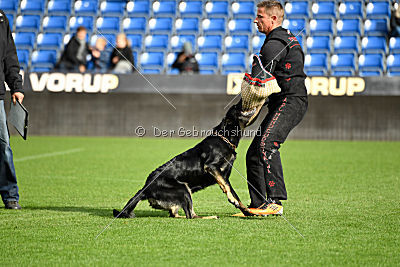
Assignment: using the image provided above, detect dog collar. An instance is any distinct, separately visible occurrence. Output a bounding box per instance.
[214,131,237,151]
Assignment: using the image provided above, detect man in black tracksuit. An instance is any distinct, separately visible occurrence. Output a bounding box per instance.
[0,10,24,209]
[244,0,308,216]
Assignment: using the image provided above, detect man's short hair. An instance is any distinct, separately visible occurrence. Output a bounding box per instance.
[76,26,87,33]
[257,0,284,23]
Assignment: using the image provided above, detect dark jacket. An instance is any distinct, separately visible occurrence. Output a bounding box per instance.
[110,46,135,70]
[260,26,307,97]
[172,52,199,73]
[58,36,90,70]
[0,10,23,99]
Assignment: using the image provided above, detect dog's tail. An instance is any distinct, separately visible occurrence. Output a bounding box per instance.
[113,188,146,218]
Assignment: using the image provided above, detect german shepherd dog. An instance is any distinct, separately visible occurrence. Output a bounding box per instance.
[113,105,252,219]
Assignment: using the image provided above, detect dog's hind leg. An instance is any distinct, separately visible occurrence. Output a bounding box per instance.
[169,206,185,218]
[113,189,145,218]
[179,183,218,219]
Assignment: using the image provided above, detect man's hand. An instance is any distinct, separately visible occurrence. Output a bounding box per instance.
[79,65,86,73]
[12,92,24,105]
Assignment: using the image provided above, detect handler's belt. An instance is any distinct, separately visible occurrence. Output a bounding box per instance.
[240,54,281,127]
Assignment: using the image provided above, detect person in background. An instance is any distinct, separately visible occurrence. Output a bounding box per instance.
[0,10,24,210]
[390,3,400,37]
[110,33,135,74]
[172,42,199,74]
[90,37,108,73]
[56,26,90,73]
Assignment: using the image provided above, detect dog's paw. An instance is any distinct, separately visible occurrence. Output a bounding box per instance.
[113,209,135,218]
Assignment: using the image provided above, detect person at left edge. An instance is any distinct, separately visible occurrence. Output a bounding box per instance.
[0,10,24,210]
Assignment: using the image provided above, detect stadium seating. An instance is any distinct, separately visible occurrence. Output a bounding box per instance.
[74,0,98,16]
[334,36,359,53]
[47,0,71,15]
[306,70,326,76]
[225,35,249,51]
[0,0,18,13]
[179,1,202,17]
[96,17,120,33]
[126,1,150,17]
[127,34,143,50]
[310,19,334,35]
[145,35,169,51]
[100,1,125,16]
[198,35,222,51]
[285,1,309,18]
[359,70,382,76]
[338,1,363,19]
[202,18,226,34]
[37,32,63,49]
[15,15,41,32]
[306,36,331,53]
[140,52,164,70]
[366,2,390,19]
[364,19,389,36]
[336,19,362,36]
[20,0,45,15]
[31,49,58,68]
[361,36,387,54]
[332,70,354,76]
[152,1,176,17]
[252,35,266,52]
[175,18,199,34]
[42,16,68,32]
[205,1,229,17]
[14,32,36,49]
[16,49,30,69]
[222,52,246,71]
[231,1,254,18]
[282,19,306,35]
[358,53,384,73]
[387,54,400,72]
[389,37,400,53]
[170,35,196,51]
[228,19,253,34]
[195,52,219,70]
[7,14,14,31]
[69,16,94,32]
[90,33,115,48]
[304,53,328,72]
[123,17,147,33]
[312,2,336,19]
[331,53,356,72]
[148,17,173,33]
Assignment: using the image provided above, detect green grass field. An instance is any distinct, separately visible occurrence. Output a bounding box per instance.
[0,136,399,266]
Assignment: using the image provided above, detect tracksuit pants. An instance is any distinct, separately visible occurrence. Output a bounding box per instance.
[246,95,308,208]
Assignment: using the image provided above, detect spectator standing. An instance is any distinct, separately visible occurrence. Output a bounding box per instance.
[110,33,135,74]
[57,26,90,73]
[0,10,24,209]
[172,42,199,74]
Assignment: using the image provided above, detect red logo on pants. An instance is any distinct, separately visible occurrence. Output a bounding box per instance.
[269,181,275,187]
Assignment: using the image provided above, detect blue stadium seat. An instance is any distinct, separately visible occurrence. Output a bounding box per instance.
[70,16,94,32]
[306,36,331,53]
[37,32,63,49]
[167,68,180,75]
[199,69,216,75]
[31,49,58,68]
[17,49,30,69]
[225,35,249,51]
[364,19,389,36]
[304,53,328,72]
[361,36,387,54]
[100,1,125,16]
[74,0,98,16]
[123,17,147,33]
[96,17,120,33]
[231,1,255,18]
[312,2,336,19]
[170,35,196,51]
[15,15,41,32]
[14,32,36,49]
[306,70,326,76]
[338,1,363,19]
[205,1,229,17]
[389,37,400,53]
[296,34,304,49]
[149,17,172,33]
[140,52,164,69]
[42,16,67,32]
[126,1,150,17]
[20,0,45,15]
[175,18,199,34]
[202,18,226,34]
[222,52,246,71]
[366,2,390,19]
[167,52,177,67]
[152,1,176,17]
[195,52,219,70]
[228,19,253,34]
[331,70,354,76]
[198,35,222,51]
[127,34,143,50]
[6,14,14,30]
[386,54,400,72]
[309,19,334,35]
[336,19,362,36]
[145,35,169,51]
[31,66,52,72]
[0,1,18,13]
[282,19,306,35]
[359,70,382,76]
[47,0,71,15]
[252,35,266,52]
[387,71,400,76]
[179,1,202,17]
[142,69,161,74]
[334,36,359,53]
[222,69,243,75]
[285,1,309,18]
[331,53,356,72]
[358,53,384,72]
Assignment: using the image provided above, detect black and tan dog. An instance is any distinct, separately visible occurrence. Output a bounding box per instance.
[113,105,252,219]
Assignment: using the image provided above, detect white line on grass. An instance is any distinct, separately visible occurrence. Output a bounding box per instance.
[14,148,84,162]
[224,157,305,239]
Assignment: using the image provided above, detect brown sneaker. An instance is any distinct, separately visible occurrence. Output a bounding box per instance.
[5,201,21,210]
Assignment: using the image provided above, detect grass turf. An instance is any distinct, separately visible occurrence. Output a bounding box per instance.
[0,136,399,266]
